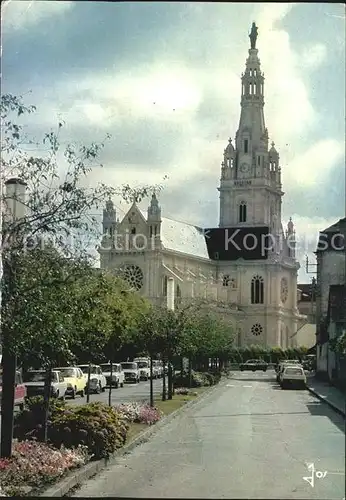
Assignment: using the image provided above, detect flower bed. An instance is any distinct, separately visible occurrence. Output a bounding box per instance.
[6,400,165,495]
[0,439,89,497]
[114,402,163,425]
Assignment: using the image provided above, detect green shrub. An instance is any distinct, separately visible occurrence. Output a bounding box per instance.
[202,372,215,386]
[14,396,66,441]
[174,371,220,388]
[14,399,129,460]
[49,402,129,459]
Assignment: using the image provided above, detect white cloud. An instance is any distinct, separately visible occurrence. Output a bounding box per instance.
[289,214,341,282]
[256,3,296,26]
[282,139,345,187]
[254,7,317,148]
[301,43,327,70]
[40,2,336,195]
[2,0,74,31]
[61,67,203,127]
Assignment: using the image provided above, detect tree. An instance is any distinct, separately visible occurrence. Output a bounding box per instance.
[173,302,235,386]
[72,271,151,364]
[0,93,163,457]
[330,332,346,354]
[127,305,163,406]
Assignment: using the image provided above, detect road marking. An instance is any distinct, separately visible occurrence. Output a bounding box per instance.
[226,384,235,387]
[243,385,253,388]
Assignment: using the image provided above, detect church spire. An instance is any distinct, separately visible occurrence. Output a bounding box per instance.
[236,22,267,160]
[218,24,283,229]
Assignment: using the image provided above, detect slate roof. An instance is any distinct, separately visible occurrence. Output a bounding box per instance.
[316,217,346,253]
[322,218,346,233]
[138,209,209,259]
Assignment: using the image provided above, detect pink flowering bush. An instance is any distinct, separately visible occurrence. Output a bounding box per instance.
[138,405,162,425]
[0,439,89,496]
[114,402,163,425]
[114,402,142,422]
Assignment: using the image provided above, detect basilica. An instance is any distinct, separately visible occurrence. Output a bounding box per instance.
[99,24,305,348]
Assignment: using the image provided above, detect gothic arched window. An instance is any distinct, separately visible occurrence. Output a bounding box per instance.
[239,201,247,223]
[251,275,264,304]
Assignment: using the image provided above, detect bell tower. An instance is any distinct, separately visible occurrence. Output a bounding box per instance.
[147,192,162,249]
[103,198,118,237]
[218,22,283,235]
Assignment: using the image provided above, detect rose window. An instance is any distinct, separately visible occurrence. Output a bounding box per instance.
[251,323,263,336]
[122,265,143,291]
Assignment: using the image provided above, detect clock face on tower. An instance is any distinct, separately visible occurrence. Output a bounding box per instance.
[240,163,249,174]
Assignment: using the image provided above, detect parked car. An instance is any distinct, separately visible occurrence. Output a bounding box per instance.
[276,360,302,382]
[100,363,124,388]
[55,366,85,399]
[280,365,306,389]
[157,360,164,377]
[0,370,27,411]
[77,364,107,394]
[24,370,67,400]
[134,358,150,380]
[163,362,173,375]
[302,355,316,371]
[121,362,140,383]
[151,360,162,378]
[240,359,268,372]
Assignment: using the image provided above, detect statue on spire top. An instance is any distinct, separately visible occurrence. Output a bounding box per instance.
[249,22,258,49]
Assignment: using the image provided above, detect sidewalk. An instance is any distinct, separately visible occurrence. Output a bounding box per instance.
[306,375,345,417]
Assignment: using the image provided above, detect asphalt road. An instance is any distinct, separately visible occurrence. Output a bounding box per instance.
[72,370,345,499]
[67,377,165,406]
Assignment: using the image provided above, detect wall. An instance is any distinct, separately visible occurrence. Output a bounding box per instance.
[317,343,328,373]
[298,300,316,323]
[295,324,316,348]
[316,251,345,328]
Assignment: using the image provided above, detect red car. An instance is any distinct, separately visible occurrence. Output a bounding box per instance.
[0,370,27,411]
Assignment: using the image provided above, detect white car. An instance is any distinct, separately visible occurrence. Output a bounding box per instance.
[100,363,124,388]
[280,365,306,389]
[134,358,150,380]
[151,360,162,379]
[121,362,140,384]
[277,360,302,383]
[77,364,107,394]
[24,370,67,400]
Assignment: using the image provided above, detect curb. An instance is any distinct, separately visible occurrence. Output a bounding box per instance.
[306,385,345,418]
[40,379,225,497]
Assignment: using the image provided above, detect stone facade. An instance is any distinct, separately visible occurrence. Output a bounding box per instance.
[98,27,305,348]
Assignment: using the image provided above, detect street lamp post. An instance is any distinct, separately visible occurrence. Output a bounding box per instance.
[165,277,175,400]
[1,178,27,458]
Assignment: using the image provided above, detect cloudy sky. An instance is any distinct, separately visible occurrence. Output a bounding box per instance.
[2,1,345,280]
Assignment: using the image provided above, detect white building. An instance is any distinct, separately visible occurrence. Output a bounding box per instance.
[99,24,304,348]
